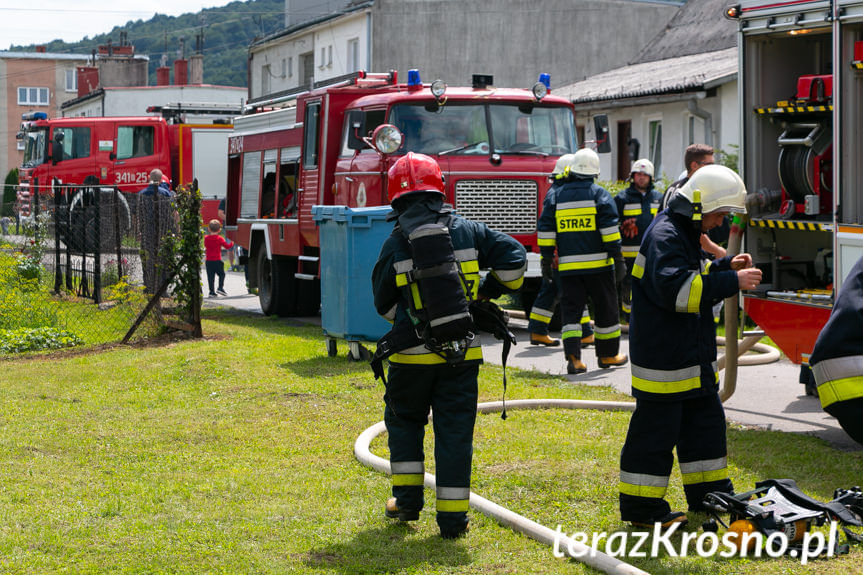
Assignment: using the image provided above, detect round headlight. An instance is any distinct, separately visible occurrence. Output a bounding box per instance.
[532,81,548,101]
[372,124,403,155]
[431,79,447,99]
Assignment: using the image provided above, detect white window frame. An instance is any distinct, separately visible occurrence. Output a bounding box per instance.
[647,116,662,179]
[287,56,293,78]
[18,86,49,106]
[347,38,359,72]
[65,69,77,92]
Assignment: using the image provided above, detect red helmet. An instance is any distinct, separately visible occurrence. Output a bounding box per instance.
[387,152,445,204]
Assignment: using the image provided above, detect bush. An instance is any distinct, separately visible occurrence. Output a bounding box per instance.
[0,326,81,353]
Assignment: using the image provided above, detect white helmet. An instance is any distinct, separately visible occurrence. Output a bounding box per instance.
[630,158,654,178]
[552,154,576,179]
[570,148,600,177]
[678,164,747,214]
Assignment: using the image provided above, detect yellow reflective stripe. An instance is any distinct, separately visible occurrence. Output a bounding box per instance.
[631,264,644,279]
[595,329,621,340]
[631,363,708,394]
[395,273,409,287]
[675,272,703,313]
[391,346,483,365]
[537,237,556,246]
[603,232,622,242]
[621,302,631,313]
[558,257,613,271]
[681,468,728,485]
[557,207,597,217]
[623,208,642,216]
[459,260,480,274]
[619,482,667,499]
[392,474,424,486]
[437,499,470,513]
[817,376,863,408]
[491,270,524,290]
[530,312,552,323]
[410,283,423,309]
[561,323,582,339]
[621,246,639,257]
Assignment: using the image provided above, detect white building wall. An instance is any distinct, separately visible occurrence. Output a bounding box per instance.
[249,11,369,99]
[62,86,246,119]
[578,80,739,184]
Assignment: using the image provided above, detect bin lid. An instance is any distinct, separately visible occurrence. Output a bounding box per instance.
[312,204,393,224]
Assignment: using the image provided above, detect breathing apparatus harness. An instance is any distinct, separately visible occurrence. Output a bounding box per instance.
[370,206,517,417]
[703,479,863,556]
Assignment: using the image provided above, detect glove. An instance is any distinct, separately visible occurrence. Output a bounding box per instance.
[541,256,553,280]
[621,218,638,239]
[613,254,627,284]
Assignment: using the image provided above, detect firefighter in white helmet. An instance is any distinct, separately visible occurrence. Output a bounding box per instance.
[619,164,762,528]
[537,148,627,374]
[530,154,594,347]
[613,158,663,325]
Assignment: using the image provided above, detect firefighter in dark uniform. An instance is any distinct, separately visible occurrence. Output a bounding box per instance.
[531,154,593,348]
[619,165,762,527]
[537,148,628,375]
[809,255,863,446]
[614,158,662,324]
[372,152,526,538]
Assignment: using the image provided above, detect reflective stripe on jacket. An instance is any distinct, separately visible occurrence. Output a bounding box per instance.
[810,255,863,408]
[537,178,620,275]
[613,184,663,256]
[629,210,739,400]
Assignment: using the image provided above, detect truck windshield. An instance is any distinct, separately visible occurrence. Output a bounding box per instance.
[389,102,576,156]
[22,128,47,167]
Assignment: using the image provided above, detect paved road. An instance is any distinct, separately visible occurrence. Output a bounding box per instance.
[204,267,860,451]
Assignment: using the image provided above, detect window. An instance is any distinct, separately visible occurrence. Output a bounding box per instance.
[327,45,332,67]
[320,47,326,69]
[287,56,293,78]
[649,119,662,177]
[65,69,77,92]
[117,125,154,160]
[17,140,25,151]
[303,102,321,168]
[18,87,49,106]
[300,52,314,87]
[53,127,91,161]
[261,64,271,96]
[347,38,359,72]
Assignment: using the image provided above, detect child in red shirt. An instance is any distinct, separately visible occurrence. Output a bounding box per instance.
[204,219,233,297]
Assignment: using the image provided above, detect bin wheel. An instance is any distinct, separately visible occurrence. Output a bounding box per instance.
[326,338,337,357]
[348,342,371,362]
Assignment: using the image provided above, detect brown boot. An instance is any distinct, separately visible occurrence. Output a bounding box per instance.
[581,334,595,346]
[566,355,587,374]
[530,333,560,346]
[385,497,419,521]
[631,511,688,530]
[598,353,629,368]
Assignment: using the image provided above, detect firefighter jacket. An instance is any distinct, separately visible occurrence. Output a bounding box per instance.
[537,177,621,275]
[629,204,740,401]
[614,184,663,259]
[810,255,863,409]
[372,203,526,367]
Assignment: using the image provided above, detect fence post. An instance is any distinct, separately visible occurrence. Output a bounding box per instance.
[93,185,102,304]
[191,180,202,337]
[64,187,72,291]
[53,185,61,293]
[113,187,123,279]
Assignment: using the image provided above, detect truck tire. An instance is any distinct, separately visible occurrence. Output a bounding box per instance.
[257,248,298,317]
[296,278,321,316]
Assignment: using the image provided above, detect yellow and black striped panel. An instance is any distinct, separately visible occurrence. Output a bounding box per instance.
[753,105,832,115]
[853,61,863,70]
[750,219,829,231]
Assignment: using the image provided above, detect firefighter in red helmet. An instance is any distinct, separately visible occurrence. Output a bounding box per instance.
[371,152,526,538]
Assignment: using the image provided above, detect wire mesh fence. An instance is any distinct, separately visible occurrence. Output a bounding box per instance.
[0,182,197,356]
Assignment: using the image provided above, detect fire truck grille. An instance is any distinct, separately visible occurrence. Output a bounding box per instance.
[454,180,537,234]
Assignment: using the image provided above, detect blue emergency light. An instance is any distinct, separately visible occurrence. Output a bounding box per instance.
[539,73,551,89]
[407,69,422,87]
[22,111,47,121]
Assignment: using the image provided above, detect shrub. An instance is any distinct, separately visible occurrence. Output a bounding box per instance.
[0,327,81,353]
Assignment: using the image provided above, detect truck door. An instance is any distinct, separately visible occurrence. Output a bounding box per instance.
[50,122,97,186]
[299,100,321,236]
[346,108,387,207]
[113,123,161,192]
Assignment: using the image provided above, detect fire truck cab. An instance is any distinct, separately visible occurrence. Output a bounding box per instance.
[733,1,863,374]
[226,70,580,317]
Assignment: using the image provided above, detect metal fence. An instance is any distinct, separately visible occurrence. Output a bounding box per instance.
[0,183,184,355]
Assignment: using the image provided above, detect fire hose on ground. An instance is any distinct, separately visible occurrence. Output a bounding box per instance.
[354,214,781,573]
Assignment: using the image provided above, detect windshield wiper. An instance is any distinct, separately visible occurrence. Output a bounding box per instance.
[439,141,485,156]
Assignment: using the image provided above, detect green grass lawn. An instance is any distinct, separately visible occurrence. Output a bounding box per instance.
[1,309,860,574]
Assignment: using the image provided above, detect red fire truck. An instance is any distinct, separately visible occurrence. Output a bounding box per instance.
[17,106,236,222]
[730,2,863,386]
[225,70,583,316]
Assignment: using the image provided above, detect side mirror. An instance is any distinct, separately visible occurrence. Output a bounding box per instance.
[346,110,366,151]
[593,114,611,154]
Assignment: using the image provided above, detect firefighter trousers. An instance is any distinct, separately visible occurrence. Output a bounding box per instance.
[528,273,593,338]
[826,398,863,445]
[617,255,636,322]
[559,269,619,360]
[619,392,734,522]
[384,362,478,534]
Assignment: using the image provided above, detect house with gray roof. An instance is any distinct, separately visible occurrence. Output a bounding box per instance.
[558,0,738,181]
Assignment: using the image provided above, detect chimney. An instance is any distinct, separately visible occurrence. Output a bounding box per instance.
[77,66,100,97]
[35,46,46,53]
[157,66,171,86]
[174,59,188,85]
[189,53,203,84]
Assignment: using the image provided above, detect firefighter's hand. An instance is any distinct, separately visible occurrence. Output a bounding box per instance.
[730,253,753,270]
[621,218,638,239]
[613,253,627,284]
[737,267,763,291]
[541,256,553,280]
